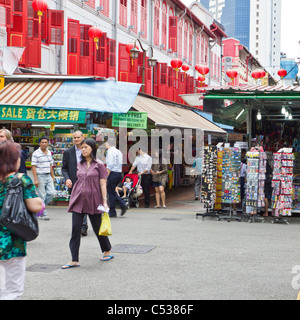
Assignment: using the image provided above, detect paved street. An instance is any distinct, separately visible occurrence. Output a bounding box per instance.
[21,187,300,300]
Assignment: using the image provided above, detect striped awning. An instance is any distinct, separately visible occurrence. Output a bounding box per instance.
[0,77,141,113]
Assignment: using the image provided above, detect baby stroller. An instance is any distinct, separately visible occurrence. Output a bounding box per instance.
[120,173,143,208]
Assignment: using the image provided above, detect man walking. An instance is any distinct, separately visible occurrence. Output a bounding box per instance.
[31,136,55,220]
[62,131,88,235]
[105,138,127,218]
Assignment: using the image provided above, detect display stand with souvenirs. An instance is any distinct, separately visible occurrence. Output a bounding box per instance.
[218,147,242,222]
[271,148,294,224]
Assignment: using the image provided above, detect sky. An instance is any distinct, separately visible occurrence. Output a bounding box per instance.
[181,0,300,60]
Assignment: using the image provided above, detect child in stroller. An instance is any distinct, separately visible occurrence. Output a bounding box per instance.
[116,176,133,198]
[116,174,142,208]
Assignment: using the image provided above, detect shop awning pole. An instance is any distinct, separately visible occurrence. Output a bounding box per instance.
[204,95,300,100]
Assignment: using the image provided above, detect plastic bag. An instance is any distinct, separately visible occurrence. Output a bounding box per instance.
[99,212,112,236]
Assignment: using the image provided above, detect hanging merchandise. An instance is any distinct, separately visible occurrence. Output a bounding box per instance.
[52,136,73,202]
[215,149,224,210]
[271,149,294,221]
[221,147,241,204]
[245,151,267,218]
[201,146,217,207]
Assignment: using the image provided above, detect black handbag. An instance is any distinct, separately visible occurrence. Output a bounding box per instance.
[0,173,39,242]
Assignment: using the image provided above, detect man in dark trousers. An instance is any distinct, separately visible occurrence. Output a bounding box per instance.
[62,131,88,235]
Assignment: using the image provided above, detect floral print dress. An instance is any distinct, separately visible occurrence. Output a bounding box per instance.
[0,174,38,261]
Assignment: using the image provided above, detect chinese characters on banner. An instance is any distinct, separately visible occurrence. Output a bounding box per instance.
[0,106,86,123]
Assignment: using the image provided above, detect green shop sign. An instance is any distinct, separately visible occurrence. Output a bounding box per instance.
[0,105,86,123]
[112,112,148,129]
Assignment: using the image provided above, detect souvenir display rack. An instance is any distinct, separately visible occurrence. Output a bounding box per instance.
[245,150,266,223]
[271,149,294,224]
[218,147,242,222]
[215,149,223,211]
[52,135,73,202]
[196,146,218,220]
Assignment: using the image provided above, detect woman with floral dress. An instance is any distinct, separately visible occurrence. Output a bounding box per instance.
[0,141,42,300]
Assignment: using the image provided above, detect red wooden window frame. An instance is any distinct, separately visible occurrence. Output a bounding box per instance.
[47,10,64,45]
[140,0,147,39]
[183,21,188,61]
[0,0,12,28]
[100,0,109,17]
[67,18,80,75]
[130,0,137,33]
[196,34,200,64]
[26,0,41,68]
[161,1,167,50]
[120,0,127,28]
[153,0,160,46]
[107,38,116,78]
[79,24,93,75]
[188,24,193,64]
[86,0,95,9]
[177,18,183,59]
[118,42,129,82]
[94,32,107,77]
[168,14,177,53]
[201,34,204,64]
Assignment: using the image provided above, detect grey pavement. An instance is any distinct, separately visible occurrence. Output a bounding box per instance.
[22,198,300,300]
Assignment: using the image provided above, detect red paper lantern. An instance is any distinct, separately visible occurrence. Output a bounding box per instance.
[196,64,209,76]
[198,75,205,82]
[171,58,183,72]
[171,58,183,79]
[260,70,266,78]
[182,64,189,73]
[32,0,48,23]
[181,64,189,78]
[226,69,238,84]
[88,26,103,50]
[252,70,262,80]
[278,69,287,78]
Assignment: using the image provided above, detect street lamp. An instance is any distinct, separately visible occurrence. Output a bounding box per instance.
[129,39,157,93]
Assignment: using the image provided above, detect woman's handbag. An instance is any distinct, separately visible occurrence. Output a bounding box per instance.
[0,173,39,242]
[99,212,112,236]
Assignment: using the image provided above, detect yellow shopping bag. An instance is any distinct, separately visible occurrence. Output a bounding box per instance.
[99,212,112,236]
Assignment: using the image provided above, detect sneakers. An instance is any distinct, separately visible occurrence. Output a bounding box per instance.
[39,215,50,221]
[194,196,199,201]
[121,207,127,216]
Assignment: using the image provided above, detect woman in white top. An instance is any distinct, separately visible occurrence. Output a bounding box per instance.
[129,148,152,208]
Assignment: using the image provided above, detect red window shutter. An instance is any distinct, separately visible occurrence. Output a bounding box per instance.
[100,0,109,17]
[161,2,167,50]
[130,0,137,33]
[153,0,160,46]
[189,25,193,64]
[67,19,80,75]
[86,0,95,9]
[159,63,167,99]
[120,0,127,28]
[48,10,64,45]
[79,24,93,75]
[107,38,116,78]
[144,57,152,95]
[94,32,107,77]
[26,0,41,68]
[118,43,129,82]
[140,0,147,39]
[0,0,12,28]
[167,66,174,101]
[169,16,177,53]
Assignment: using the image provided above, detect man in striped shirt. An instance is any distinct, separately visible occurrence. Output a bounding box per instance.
[31,136,55,220]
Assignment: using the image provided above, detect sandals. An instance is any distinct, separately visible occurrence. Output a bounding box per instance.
[154,205,161,209]
[61,264,80,269]
[100,255,114,262]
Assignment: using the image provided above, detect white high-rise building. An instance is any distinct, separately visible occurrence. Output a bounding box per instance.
[200,0,282,78]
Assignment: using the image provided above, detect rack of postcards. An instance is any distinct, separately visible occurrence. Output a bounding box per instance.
[215,149,224,211]
[271,149,294,224]
[245,150,266,222]
[219,147,241,222]
[52,135,73,202]
[201,146,217,206]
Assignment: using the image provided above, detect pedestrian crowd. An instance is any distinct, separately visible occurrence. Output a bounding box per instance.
[0,129,169,299]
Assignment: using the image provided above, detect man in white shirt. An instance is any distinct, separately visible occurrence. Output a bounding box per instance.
[129,147,152,208]
[31,136,55,220]
[105,138,127,217]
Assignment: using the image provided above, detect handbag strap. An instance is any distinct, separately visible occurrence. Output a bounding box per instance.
[8,173,24,188]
